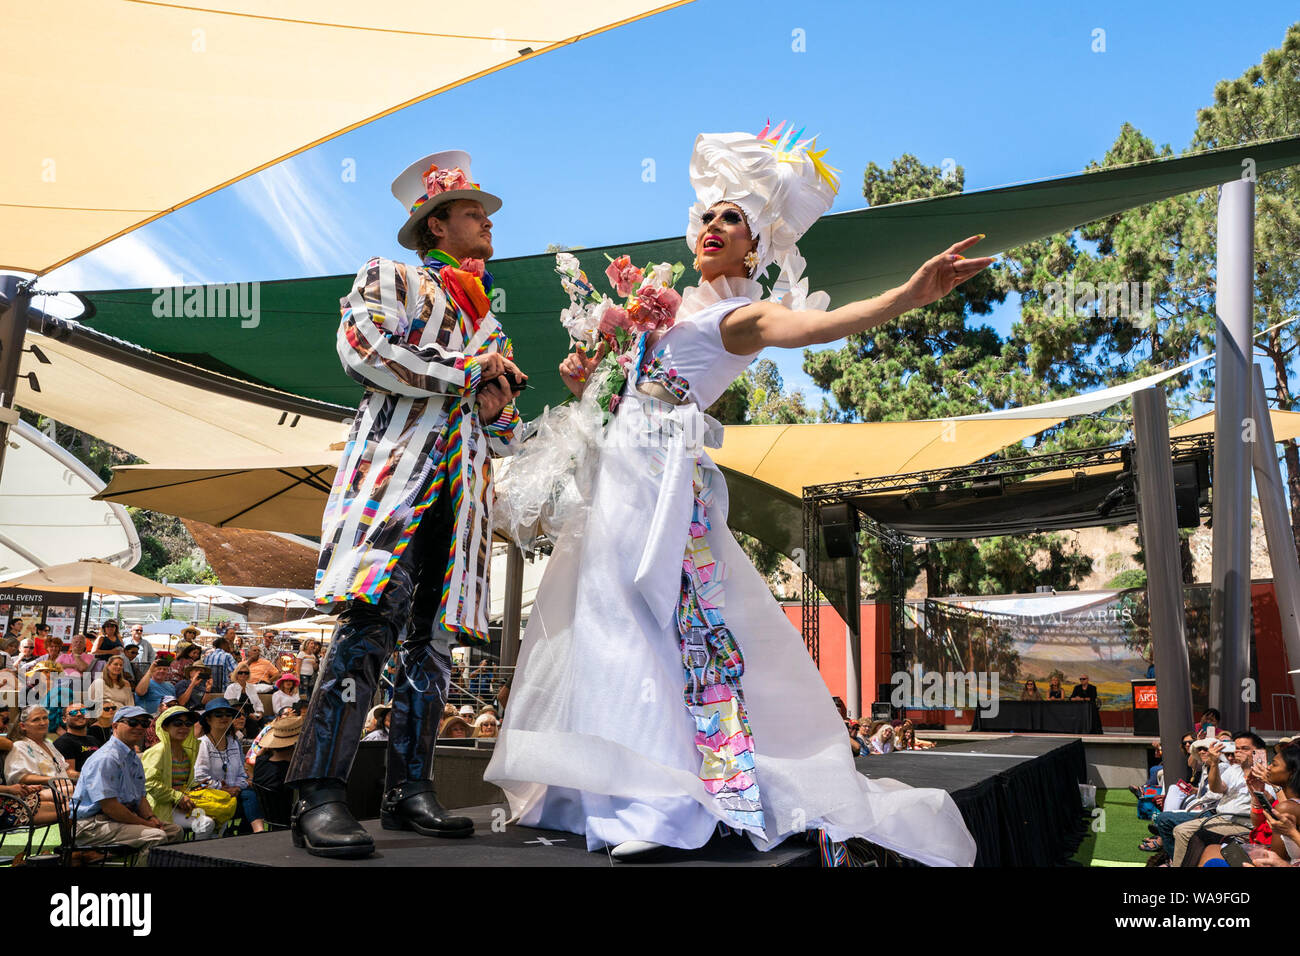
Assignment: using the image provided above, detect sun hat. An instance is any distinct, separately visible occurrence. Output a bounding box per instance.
[391,150,502,250]
[275,673,299,688]
[112,705,149,724]
[201,698,237,717]
[259,714,303,750]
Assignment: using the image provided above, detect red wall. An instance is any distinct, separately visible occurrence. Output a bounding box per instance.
[785,583,1298,731]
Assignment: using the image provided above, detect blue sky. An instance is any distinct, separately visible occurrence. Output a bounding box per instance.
[43,0,1300,403]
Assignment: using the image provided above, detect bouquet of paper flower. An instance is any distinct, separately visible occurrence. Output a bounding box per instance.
[554,252,686,417]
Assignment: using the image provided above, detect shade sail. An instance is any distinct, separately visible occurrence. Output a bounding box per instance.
[66,136,1300,419]
[0,559,188,597]
[0,420,140,580]
[1,0,693,274]
[1171,408,1300,441]
[18,313,351,463]
[96,454,338,534]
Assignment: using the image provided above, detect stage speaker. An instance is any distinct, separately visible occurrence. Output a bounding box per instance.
[1172,459,1203,529]
[870,701,893,721]
[821,502,859,559]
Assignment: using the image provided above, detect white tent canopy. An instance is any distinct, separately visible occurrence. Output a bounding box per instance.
[0,419,140,580]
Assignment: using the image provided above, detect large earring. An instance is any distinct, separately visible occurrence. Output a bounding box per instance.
[744,251,759,276]
[693,256,701,271]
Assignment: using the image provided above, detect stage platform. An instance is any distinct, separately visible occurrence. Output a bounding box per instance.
[856,736,1088,866]
[151,736,1086,868]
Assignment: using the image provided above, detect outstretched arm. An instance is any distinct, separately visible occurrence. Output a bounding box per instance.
[720,235,995,355]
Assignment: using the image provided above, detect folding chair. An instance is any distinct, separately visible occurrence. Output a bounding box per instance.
[43,783,140,867]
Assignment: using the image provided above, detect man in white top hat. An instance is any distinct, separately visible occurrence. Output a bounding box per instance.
[289,150,526,859]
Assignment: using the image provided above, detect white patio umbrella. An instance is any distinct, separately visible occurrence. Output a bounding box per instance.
[250,589,314,621]
[183,585,246,621]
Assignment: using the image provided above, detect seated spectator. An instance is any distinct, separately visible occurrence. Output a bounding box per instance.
[121,643,147,683]
[142,705,203,835]
[1195,742,1300,867]
[194,698,265,833]
[271,673,301,714]
[1193,708,1222,739]
[251,713,302,827]
[88,655,135,713]
[474,714,499,739]
[57,634,95,675]
[458,704,476,721]
[439,715,473,739]
[174,663,214,710]
[362,704,392,742]
[1046,674,1064,700]
[897,719,935,750]
[223,663,264,720]
[86,703,117,747]
[133,658,173,716]
[125,624,155,669]
[201,637,238,693]
[296,638,321,697]
[0,708,13,758]
[1143,739,1222,857]
[867,723,896,754]
[89,620,125,672]
[13,639,40,681]
[53,704,101,771]
[4,705,78,787]
[1169,732,1265,866]
[1020,679,1042,701]
[71,705,182,857]
[163,640,204,683]
[243,647,280,695]
[4,706,77,827]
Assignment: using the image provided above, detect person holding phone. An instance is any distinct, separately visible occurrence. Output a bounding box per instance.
[1195,743,1300,866]
[1169,732,1265,866]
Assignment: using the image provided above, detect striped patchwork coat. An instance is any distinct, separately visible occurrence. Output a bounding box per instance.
[315,256,519,644]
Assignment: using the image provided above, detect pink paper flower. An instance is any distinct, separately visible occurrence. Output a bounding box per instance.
[604,255,643,298]
[598,302,631,338]
[631,284,682,332]
[425,164,472,196]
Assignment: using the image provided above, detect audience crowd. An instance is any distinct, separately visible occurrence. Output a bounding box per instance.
[1134,707,1300,868]
[0,619,511,863]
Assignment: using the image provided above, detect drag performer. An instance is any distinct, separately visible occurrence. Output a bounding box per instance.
[486,126,986,865]
[288,150,525,858]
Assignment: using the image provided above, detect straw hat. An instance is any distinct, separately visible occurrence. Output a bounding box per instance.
[260,714,303,750]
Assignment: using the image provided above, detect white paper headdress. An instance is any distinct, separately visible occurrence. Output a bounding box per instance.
[685,121,840,310]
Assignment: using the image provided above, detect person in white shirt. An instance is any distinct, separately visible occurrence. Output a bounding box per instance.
[1170,732,1266,866]
[271,673,301,715]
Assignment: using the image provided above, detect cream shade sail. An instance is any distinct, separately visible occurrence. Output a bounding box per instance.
[712,417,1065,499]
[18,316,350,462]
[1170,409,1300,441]
[0,0,692,274]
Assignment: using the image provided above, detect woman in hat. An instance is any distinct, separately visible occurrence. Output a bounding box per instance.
[195,698,266,834]
[252,713,302,827]
[142,705,202,832]
[272,673,301,715]
[487,125,989,866]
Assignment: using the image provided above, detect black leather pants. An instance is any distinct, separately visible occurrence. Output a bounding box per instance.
[288,484,454,792]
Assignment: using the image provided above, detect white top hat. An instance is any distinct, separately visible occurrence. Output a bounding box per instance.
[391,149,503,250]
[685,122,840,310]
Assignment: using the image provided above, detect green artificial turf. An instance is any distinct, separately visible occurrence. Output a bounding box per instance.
[1072,789,1152,867]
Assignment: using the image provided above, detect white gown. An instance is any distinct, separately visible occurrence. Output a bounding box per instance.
[485,277,977,866]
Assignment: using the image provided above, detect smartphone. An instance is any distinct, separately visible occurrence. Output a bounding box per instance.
[1222,843,1253,867]
[1202,724,1216,740]
[1253,749,1267,771]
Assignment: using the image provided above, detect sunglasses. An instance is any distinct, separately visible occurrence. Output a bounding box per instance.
[119,717,150,728]
[102,705,118,711]
[165,717,197,727]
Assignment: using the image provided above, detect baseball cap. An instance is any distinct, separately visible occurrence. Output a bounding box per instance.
[112,705,149,724]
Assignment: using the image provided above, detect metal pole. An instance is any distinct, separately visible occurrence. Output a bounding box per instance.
[1133,388,1196,769]
[1210,178,1255,731]
[499,544,524,669]
[0,276,33,483]
[1249,364,1300,708]
[844,537,862,720]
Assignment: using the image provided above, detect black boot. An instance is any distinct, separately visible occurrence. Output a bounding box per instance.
[291,780,374,859]
[380,780,473,838]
